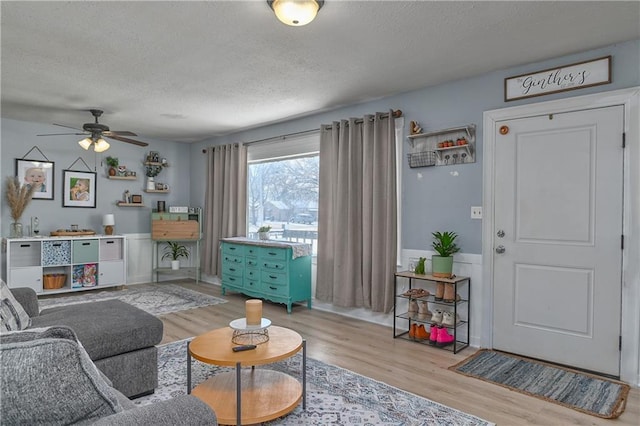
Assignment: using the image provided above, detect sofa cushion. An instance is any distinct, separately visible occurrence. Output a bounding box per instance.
[0,279,31,332]
[0,326,124,425]
[32,299,163,360]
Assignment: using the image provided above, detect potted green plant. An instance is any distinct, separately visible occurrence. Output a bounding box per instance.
[162,241,190,270]
[258,225,271,240]
[431,231,460,278]
[105,156,119,176]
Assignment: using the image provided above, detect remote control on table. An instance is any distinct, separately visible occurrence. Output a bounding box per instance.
[232,344,257,352]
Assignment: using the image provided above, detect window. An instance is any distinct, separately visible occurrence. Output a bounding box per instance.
[246,132,320,254]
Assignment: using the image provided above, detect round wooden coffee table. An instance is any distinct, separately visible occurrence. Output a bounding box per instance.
[187,325,306,425]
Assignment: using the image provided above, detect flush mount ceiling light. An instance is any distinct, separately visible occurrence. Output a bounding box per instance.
[267,0,324,26]
[79,135,110,152]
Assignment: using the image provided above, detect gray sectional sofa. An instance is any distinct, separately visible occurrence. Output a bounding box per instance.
[1,283,218,425]
[10,286,162,398]
[1,326,217,425]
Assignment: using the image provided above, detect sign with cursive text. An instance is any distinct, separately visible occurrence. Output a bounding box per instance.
[504,56,611,102]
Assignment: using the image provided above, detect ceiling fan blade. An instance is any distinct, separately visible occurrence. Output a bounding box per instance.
[105,134,149,147]
[103,130,138,137]
[53,123,84,131]
[37,132,87,136]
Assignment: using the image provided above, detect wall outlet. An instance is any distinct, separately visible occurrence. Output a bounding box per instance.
[471,206,483,219]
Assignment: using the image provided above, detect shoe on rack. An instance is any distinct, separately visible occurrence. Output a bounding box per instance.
[417,301,431,320]
[435,282,445,301]
[429,324,439,345]
[431,309,443,324]
[408,299,418,314]
[436,326,455,347]
[415,324,430,340]
[443,283,456,302]
[442,311,460,327]
[409,323,417,339]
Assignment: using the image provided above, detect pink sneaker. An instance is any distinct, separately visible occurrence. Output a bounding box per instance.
[436,326,455,347]
[429,324,439,345]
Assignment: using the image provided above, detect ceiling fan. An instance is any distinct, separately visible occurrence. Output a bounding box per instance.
[37,109,149,152]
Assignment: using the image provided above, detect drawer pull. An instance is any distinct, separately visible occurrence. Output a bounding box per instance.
[229,247,237,251]
[82,242,90,246]
[269,275,277,279]
[20,244,31,248]
[267,252,277,256]
[269,286,278,290]
[229,277,236,282]
[106,241,114,244]
[229,268,236,272]
[52,243,62,247]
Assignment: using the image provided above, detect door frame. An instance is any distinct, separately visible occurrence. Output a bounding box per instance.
[482,87,640,385]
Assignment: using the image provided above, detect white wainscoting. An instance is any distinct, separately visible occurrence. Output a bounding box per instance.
[125,233,153,284]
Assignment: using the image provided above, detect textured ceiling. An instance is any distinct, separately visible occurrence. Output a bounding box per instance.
[1,1,639,143]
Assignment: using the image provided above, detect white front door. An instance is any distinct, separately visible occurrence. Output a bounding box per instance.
[492,105,624,376]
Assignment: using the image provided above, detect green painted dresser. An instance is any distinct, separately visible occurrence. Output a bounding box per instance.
[220,237,312,313]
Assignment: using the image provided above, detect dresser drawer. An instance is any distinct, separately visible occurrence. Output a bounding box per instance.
[261,270,288,286]
[222,263,243,278]
[246,268,260,280]
[222,253,244,266]
[222,275,242,288]
[8,267,43,292]
[246,257,259,268]
[262,281,289,297]
[261,260,286,271]
[244,278,260,291]
[245,246,259,257]
[223,243,245,256]
[260,247,287,261]
[72,239,99,264]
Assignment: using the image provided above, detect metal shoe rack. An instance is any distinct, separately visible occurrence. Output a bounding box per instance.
[393,272,470,353]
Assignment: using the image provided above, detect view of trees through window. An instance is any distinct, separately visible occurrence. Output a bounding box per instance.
[247,155,319,253]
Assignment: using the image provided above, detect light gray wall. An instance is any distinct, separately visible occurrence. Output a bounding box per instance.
[0,119,191,236]
[1,40,638,257]
[190,39,640,254]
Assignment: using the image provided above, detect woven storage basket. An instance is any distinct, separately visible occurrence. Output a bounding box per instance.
[43,274,66,289]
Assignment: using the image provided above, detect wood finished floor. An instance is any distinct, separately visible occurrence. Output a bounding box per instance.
[115,281,640,425]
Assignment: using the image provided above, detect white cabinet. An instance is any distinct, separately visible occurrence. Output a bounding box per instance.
[3,235,127,295]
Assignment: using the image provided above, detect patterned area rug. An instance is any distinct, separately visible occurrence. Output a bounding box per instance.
[450,349,630,419]
[136,339,493,425]
[38,283,226,316]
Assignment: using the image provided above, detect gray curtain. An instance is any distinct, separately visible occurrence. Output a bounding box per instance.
[203,143,247,276]
[316,111,397,312]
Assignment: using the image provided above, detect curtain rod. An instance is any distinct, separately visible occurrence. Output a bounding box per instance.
[202,109,402,153]
[243,128,320,147]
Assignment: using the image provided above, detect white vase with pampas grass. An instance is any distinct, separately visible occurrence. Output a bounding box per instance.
[5,177,35,237]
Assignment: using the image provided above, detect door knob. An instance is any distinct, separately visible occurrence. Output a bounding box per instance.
[495,245,506,254]
[496,230,505,238]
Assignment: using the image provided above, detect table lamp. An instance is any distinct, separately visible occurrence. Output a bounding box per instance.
[103,214,115,235]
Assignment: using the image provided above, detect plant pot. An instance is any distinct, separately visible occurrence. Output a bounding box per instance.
[108,167,116,176]
[171,260,180,270]
[146,177,155,191]
[259,232,270,240]
[432,255,454,278]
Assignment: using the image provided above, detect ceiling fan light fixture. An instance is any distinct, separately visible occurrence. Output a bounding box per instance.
[93,138,110,153]
[78,137,92,150]
[269,0,323,26]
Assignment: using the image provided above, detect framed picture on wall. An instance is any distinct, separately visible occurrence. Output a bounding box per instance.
[15,159,55,200]
[131,194,143,204]
[62,170,97,208]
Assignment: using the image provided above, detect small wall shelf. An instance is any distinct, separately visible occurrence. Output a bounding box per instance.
[117,202,145,207]
[143,189,169,193]
[407,124,476,167]
[144,161,169,167]
[107,176,137,181]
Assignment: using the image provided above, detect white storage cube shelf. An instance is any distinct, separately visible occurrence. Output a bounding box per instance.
[4,236,126,295]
